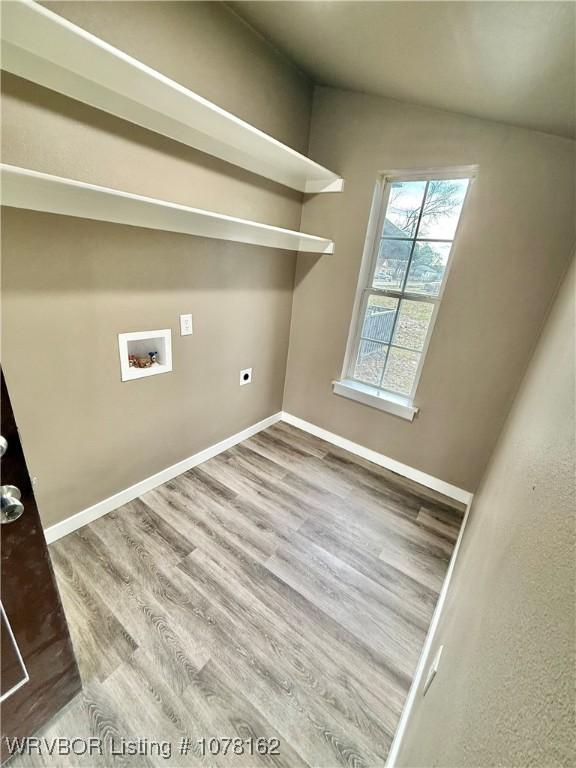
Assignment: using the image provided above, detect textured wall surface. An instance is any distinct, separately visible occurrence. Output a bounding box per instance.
[1,1,312,527]
[285,87,575,491]
[396,257,575,767]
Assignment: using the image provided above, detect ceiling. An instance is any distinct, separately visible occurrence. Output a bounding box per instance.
[229,1,576,139]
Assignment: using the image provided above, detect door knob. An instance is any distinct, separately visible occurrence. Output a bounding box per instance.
[1,485,24,524]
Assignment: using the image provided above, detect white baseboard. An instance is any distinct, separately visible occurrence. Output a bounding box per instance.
[280,412,474,507]
[45,408,473,545]
[44,411,283,544]
[384,498,473,767]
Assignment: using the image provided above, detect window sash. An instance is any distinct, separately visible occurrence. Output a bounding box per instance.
[345,170,474,401]
[348,289,440,399]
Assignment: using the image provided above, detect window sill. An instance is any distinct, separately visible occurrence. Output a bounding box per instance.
[332,379,419,421]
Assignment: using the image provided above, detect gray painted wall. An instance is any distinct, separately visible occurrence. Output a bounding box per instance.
[396,256,575,767]
[1,1,312,528]
[285,86,575,491]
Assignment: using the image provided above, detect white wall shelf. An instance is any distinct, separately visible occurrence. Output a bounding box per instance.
[118,329,172,382]
[1,0,344,194]
[0,165,335,254]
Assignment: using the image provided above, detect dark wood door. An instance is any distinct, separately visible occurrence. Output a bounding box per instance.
[1,370,81,763]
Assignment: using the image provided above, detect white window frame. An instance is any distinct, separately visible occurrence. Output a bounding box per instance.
[335,166,477,420]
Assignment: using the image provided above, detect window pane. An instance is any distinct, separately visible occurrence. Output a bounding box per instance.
[382,347,421,395]
[405,242,451,296]
[393,300,434,351]
[417,179,469,239]
[361,296,399,342]
[383,180,427,238]
[373,239,412,291]
[354,340,388,386]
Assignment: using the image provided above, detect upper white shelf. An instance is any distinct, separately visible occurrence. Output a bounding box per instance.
[0,165,334,254]
[1,0,344,195]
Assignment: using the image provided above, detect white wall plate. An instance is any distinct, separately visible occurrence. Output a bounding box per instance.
[118,328,172,381]
[240,368,252,386]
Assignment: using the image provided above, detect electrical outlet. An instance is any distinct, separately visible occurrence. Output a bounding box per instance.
[423,645,444,696]
[240,368,252,386]
[180,314,193,336]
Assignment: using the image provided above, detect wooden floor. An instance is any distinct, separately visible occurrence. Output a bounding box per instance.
[18,423,464,767]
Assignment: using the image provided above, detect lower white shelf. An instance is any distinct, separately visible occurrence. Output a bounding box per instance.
[0,164,334,254]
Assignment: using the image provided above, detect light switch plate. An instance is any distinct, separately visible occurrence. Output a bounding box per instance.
[423,645,443,696]
[180,314,193,336]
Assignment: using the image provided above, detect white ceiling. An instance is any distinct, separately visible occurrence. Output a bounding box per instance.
[229,1,576,139]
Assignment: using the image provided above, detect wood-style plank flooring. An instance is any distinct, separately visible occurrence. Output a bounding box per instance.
[15,423,464,767]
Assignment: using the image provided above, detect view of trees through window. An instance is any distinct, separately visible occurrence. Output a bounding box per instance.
[351,176,470,397]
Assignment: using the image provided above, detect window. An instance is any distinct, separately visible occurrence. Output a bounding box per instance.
[336,169,474,419]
